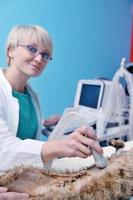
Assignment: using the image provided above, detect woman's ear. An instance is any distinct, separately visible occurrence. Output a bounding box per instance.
[8,47,14,59]
[7,47,15,65]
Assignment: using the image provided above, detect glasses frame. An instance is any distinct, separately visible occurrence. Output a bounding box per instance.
[18,43,52,62]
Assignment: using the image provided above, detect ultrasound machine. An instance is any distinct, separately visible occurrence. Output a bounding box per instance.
[43,76,129,143]
[72,79,110,126]
[58,78,128,142]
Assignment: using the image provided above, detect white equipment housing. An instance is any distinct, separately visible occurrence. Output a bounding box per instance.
[67,77,128,141]
[74,79,111,111]
[47,58,132,143]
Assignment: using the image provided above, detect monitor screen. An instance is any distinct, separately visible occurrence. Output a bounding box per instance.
[74,79,105,110]
[79,84,101,108]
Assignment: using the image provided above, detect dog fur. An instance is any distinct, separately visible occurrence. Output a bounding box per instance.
[0,147,133,200]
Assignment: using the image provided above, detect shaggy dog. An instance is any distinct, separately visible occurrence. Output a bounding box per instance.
[0,141,133,200]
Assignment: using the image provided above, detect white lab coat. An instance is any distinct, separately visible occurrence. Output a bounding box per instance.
[0,68,45,173]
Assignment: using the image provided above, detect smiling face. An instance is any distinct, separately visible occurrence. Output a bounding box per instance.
[9,42,48,77]
[6,25,53,78]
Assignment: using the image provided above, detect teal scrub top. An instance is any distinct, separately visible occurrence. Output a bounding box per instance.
[12,88,38,140]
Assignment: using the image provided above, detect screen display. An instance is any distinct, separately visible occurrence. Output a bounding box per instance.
[79,84,101,108]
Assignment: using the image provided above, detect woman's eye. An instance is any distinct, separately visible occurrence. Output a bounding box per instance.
[27,45,37,53]
[42,52,49,59]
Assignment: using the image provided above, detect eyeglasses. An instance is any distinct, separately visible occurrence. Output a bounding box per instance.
[18,44,52,62]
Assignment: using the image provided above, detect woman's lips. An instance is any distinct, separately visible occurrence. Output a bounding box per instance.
[29,63,40,71]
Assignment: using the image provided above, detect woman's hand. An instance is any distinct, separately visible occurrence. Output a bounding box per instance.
[42,115,61,127]
[41,126,103,162]
[0,187,29,200]
[60,126,102,158]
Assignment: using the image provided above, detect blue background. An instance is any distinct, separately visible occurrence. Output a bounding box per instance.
[0,0,132,117]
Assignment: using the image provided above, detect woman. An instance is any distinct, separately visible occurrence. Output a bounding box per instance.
[0,25,102,172]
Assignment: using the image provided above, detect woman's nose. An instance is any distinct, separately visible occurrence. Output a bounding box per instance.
[34,54,43,62]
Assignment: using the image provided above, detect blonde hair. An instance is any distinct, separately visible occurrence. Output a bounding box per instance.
[6,25,53,65]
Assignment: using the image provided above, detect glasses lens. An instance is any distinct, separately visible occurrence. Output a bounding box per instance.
[27,45,38,54]
[24,44,52,61]
[41,52,51,61]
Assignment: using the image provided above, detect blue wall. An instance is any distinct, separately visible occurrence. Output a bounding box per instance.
[0,0,132,117]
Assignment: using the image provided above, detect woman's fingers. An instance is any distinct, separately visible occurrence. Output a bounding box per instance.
[71,126,103,154]
[43,115,61,126]
[0,192,29,200]
[87,138,103,153]
[75,131,102,153]
[76,126,97,139]
[74,148,91,159]
[0,187,8,193]
[73,139,92,157]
